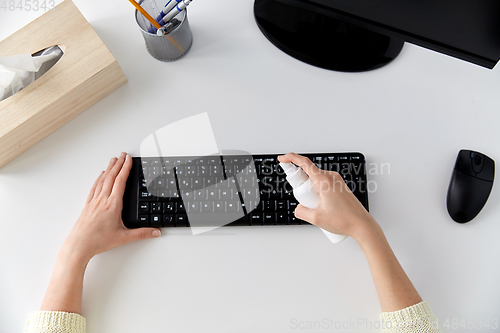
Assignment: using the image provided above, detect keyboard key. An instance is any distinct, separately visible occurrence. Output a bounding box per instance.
[238,176,254,187]
[245,200,260,213]
[226,201,240,212]
[186,201,199,213]
[192,178,202,188]
[263,213,276,225]
[339,163,351,175]
[176,214,188,227]
[288,213,300,225]
[242,189,258,200]
[163,214,174,227]
[155,178,165,189]
[151,202,163,213]
[173,159,185,166]
[195,189,206,200]
[276,200,286,211]
[139,190,155,201]
[201,201,213,212]
[210,165,223,177]
[199,165,208,176]
[151,214,162,227]
[204,177,215,187]
[350,154,362,162]
[351,163,364,176]
[150,166,161,177]
[263,200,275,211]
[225,177,237,188]
[162,158,172,167]
[179,178,191,190]
[261,176,274,188]
[261,163,274,176]
[269,188,281,199]
[138,215,149,226]
[214,202,224,212]
[276,212,288,225]
[250,213,262,225]
[164,202,174,213]
[220,189,232,200]
[138,202,149,213]
[328,163,339,173]
[282,189,293,199]
[208,189,219,200]
[182,191,194,200]
[185,165,197,176]
[207,157,219,165]
[175,202,185,213]
[342,173,353,183]
[162,168,175,177]
[157,190,172,199]
[259,189,270,200]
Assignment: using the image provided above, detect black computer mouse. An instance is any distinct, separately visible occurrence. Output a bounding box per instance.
[447,150,495,223]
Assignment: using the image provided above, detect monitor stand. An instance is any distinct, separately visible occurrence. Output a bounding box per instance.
[254,0,404,72]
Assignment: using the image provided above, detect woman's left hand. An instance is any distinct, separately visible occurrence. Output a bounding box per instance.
[64,152,161,262]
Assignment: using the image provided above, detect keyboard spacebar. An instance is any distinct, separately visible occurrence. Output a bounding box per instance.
[187,213,247,227]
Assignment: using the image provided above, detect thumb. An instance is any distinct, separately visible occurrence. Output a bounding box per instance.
[294,204,316,225]
[125,227,161,242]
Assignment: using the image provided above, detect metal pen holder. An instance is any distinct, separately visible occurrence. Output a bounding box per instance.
[135,0,193,61]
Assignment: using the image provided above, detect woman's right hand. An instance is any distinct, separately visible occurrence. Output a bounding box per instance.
[278,153,378,241]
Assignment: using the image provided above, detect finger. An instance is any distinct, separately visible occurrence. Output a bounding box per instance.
[294,204,317,225]
[111,154,133,200]
[86,171,105,203]
[93,157,118,199]
[101,152,127,198]
[124,228,161,243]
[278,153,322,180]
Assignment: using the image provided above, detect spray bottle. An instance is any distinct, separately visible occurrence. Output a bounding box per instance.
[280,162,348,243]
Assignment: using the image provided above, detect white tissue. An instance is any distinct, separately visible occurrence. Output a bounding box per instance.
[0,46,62,101]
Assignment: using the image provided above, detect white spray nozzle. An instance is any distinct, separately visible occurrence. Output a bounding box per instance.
[280,162,309,188]
[279,162,297,174]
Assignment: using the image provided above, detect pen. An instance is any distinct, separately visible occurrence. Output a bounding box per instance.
[127,0,184,52]
[155,0,182,23]
[158,0,192,27]
[156,18,180,36]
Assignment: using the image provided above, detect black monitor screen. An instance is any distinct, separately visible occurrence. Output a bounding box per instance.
[306,0,500,65]
[255,0,500,71]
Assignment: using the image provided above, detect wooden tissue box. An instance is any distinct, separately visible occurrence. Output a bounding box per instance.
[0,0,127,168]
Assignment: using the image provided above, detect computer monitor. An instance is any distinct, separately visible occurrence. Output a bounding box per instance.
[254,0,500,72]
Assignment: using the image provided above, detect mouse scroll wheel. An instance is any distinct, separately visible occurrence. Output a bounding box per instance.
[474,155,482,165]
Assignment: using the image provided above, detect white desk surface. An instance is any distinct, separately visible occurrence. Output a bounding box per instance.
[1,1,500,332]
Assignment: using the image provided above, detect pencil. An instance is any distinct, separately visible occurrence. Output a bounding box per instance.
[128,0,185,53]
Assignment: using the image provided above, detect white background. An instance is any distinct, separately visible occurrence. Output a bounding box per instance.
[1,0,500,332]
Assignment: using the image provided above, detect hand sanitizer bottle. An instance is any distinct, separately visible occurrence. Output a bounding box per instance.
[280,162,348,243]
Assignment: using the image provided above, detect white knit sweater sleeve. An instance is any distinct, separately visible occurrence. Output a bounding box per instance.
[380,301,441,333]
[24,302,439,333]
[25,311,86,333]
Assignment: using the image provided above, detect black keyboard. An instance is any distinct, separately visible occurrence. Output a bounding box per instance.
[122,153,369,228]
